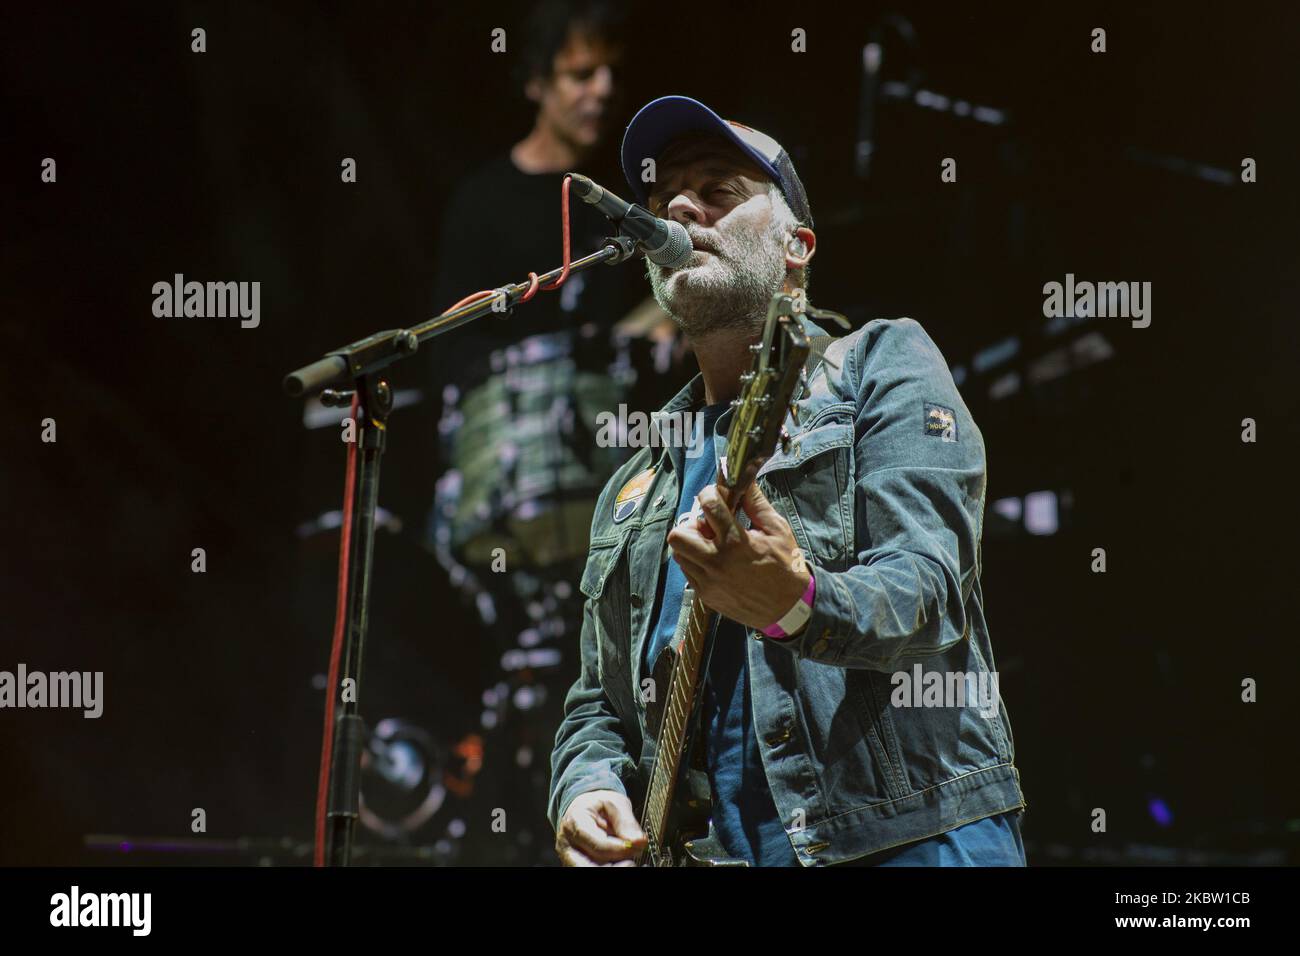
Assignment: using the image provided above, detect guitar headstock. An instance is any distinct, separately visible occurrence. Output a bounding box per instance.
[721,290,814,497]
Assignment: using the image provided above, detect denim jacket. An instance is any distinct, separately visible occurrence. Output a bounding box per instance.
[548,315,1027,865]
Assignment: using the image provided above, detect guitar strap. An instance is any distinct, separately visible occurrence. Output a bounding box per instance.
[801,334,835,396]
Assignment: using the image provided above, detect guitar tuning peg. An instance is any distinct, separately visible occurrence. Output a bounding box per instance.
[788,402,800,425]
[779,426,792,455]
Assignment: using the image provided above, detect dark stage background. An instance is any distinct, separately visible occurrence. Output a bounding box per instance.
[2,1,1297,865]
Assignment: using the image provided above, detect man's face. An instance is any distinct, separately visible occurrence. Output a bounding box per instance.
[644,133,789,338]
[533,32,621,149]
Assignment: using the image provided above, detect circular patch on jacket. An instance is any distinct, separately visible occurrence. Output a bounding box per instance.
[613,468,655,523]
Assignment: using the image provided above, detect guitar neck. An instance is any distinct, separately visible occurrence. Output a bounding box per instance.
[638,585,713,864]
[639,482,749,864]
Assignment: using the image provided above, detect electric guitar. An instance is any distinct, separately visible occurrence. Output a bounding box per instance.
[634,289,844,866]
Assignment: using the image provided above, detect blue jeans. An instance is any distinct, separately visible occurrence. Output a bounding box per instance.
[834,810,1026,866]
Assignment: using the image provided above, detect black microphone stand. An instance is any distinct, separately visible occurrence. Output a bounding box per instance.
[284,233,639,866]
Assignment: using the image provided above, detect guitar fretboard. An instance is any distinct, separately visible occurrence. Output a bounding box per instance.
[638,590,713,866]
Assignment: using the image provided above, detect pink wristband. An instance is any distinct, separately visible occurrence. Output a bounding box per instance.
[761,572,816,639]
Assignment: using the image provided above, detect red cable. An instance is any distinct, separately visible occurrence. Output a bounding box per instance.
[517,272,541,304]
[445,289,496,312]
[314,392,359,867]
[443,174,573,311]
[522,174,573,302]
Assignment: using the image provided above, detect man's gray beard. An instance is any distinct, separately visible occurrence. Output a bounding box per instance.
[645,220,787,339]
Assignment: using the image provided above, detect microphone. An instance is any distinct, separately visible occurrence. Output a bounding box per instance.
[567,173,693,269]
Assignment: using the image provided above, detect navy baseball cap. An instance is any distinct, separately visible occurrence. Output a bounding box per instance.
[620,95,813,228]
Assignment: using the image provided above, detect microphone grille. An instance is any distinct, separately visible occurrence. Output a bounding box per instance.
[647,220,694,270]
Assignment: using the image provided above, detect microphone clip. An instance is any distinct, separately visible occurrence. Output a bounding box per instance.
[603,234,640,265]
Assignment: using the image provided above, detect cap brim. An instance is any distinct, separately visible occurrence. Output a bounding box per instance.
[620,95,781,206]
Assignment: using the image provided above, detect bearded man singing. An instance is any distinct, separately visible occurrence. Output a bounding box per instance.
[548,96,1028,866]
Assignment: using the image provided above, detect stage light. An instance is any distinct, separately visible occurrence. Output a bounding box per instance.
[1024,491,1059,535]
[1147,797,1175,828]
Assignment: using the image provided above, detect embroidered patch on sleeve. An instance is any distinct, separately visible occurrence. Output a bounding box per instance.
[923,402,958,442]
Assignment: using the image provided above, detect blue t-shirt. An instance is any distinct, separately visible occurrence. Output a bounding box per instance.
[642,400,1025,867]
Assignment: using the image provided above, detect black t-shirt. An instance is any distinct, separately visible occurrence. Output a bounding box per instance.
[429,153,643,389]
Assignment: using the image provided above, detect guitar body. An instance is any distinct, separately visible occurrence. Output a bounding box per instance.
[680,820,749,867]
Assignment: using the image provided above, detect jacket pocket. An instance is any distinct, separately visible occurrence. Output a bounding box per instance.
[851,669,912,799]
[756,416,855,567]
[580,536,631,690]
[966,636,1013,763]
[580,535,625,599]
